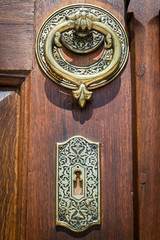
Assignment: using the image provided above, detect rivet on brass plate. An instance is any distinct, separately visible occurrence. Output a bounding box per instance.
[36,4,129,107]
[56,136,101,232]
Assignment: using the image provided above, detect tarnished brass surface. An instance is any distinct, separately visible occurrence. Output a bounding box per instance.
[56,136,101,232]
[36,4,129,107]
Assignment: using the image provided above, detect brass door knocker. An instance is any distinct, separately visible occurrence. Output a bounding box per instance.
[36,4,129,107]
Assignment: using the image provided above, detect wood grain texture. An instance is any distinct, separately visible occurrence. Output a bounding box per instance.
[3,0,160,239]
[17,75,31,240]
[128,0,160,239]
[0,89,20,240]
[26,1,133,240]
[0,72,30,87]
[0,2,34,71]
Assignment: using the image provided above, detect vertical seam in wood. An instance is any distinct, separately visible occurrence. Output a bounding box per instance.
[126,12,140,240]
[25,73,31,240]
[124,0,131,13]
[16,84,23,240]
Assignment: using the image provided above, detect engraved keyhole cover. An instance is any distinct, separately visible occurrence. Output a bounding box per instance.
[56,136,101,232]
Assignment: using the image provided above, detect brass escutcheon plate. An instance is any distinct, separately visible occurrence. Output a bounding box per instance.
[36,4,129,107]
[56,136,101,232]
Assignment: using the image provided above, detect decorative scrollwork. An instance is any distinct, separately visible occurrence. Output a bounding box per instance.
[53,46,114,74]
[56,136,101,232]
[61,30,104,53]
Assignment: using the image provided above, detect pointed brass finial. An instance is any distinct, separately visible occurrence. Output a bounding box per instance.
[72,84,92,107]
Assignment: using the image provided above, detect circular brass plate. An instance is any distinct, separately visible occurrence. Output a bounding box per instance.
[36,4,129,90]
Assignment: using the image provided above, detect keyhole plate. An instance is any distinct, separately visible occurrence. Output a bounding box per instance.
[56,136,101,232]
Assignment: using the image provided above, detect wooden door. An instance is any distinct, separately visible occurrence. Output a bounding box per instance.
[0,0,159,240]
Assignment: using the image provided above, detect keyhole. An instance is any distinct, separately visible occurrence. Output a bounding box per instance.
[73,170,83,195]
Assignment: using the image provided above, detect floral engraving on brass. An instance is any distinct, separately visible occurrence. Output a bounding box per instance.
[56,136,101,232]
[61,30,104,53]
[36,4,129,107]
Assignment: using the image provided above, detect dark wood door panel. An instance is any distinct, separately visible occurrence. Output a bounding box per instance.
[25,1,134,239]
[26,61,133,240]
[0,89,20,240]
[128,1,160,239]
[0,2,34,71]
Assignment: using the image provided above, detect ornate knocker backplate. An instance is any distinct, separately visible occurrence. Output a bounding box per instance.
[36,4,129,107]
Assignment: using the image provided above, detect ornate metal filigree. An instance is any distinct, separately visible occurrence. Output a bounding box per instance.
[36,4,129,107]
[56,136,101,232]
[61,30,104,53]
[53,47,114,75]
